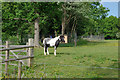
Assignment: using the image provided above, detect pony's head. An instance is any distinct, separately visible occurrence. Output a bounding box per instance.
[59,35,65,43]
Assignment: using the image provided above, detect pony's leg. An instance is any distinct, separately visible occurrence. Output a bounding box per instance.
[44,46,46,55]
[54,46,56,56]
[47,47,49,55]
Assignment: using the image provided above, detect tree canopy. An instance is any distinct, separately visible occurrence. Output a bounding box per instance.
[2,2,119,45]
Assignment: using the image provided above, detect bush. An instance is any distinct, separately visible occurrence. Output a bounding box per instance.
[116,32,120,39]
[59,43,74,47]
[8,36,20,45]
[77,39,88,46]
[59,39,89,47]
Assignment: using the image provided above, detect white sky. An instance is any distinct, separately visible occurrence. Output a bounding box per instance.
[101,0,120,2]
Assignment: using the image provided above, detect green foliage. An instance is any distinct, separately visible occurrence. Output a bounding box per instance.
[8,36,20,45]
[59,39,105,47]
[116,32,120,38]
[59,39,88,47]
[2,2,62,43]
[2,2,118,45]
[59,43,74,47]
[77,39,88,46]
[103,16,118,39]
[83,2,110,36]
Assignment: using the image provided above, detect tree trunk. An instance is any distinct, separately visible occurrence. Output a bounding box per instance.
[70,17,77,38]
[55,30,57,37]
[62,19,65,35]
[34,18,40,47]
[61,4,72,35]
[70,16,77,46]
[66,24,70,43]
[62,12,66,35]
[74,31,77,47]
[62,4,66,35]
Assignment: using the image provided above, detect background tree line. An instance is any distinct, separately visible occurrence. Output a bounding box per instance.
[2,2,120,46]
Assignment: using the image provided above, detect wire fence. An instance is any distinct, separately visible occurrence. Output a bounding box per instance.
[1,62,119,78]
[35,63,120,70]
[81,35,104,41]
[24,63,119,78]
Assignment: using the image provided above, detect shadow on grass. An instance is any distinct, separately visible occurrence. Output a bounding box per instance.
[35,52,71,58]
[49,52,71,55]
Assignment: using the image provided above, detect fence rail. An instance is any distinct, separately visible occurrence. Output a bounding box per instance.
[2,56,34,62]
[0,38,34,79]
[0,45,33,48]
[0,54,25,57]
[0,45,34,51]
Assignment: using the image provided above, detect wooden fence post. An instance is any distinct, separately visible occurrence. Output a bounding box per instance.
[28,38,34,67]
[18,61,22,79]
[5,41,9,77]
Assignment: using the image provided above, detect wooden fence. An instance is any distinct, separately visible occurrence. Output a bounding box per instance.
[0,38,34,79]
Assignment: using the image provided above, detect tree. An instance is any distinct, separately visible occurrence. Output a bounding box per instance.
[83,2,110,36]
[2,2,61,46]
[103,16,118,39]
[61,2,91,46]
[61,2,90,35]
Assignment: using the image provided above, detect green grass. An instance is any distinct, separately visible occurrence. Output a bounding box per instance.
[23,40,118,78]
[2,40,118,78]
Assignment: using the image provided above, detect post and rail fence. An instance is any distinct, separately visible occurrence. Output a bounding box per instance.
[0,38,34,79]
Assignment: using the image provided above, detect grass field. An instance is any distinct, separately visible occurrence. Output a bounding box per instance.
[23,40,118,78]
[2,40,119,78]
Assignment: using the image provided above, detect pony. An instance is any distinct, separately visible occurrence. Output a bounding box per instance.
[43,35,65,56]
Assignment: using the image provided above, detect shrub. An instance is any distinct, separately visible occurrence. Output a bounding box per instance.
[8,36,20,45]
[59,38,88,47]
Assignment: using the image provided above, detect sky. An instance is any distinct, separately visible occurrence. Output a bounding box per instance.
[100,0,120,18]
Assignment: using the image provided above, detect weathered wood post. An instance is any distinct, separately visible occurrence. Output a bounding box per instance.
[28,38,34,67]
[5,41,9,77]
[18,61,22,79]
